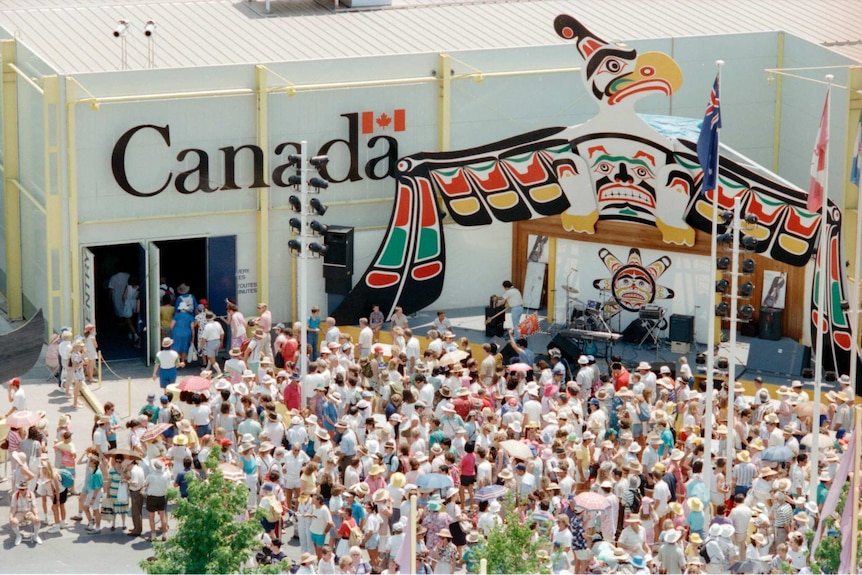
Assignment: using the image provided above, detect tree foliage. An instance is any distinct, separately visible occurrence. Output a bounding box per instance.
[472,498,547,574]
[140,448,277,574]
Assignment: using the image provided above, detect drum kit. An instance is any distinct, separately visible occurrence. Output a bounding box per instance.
[563,285,617,333]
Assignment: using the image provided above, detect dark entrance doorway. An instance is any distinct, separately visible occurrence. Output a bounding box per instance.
[89,243,143,361]
[156,238,208,308]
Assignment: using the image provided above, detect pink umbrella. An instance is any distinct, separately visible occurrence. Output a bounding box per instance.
[574,491,610,511]
[507,363,533,373]
[140,422,172,443]
[178,375,211,392]
[5,410,40,428]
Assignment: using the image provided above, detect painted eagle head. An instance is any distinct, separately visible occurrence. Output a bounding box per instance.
[554,14,682,106]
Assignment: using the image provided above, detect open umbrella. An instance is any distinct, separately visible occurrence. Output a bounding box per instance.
[104,448,143,461]
[761,445,794,463]
[5,410,40,428]
[507,363,533,373]
[416,473,453,490]
[178,375,212,392]
[218,462,244,483]
[794,401,828,418]
[801,431,835,448]
[499,439,534,461]
[439,350,469,366]
[574,491,610,511]
[474,484,508,502]
[729,558,768,574]
[140,422,172,443]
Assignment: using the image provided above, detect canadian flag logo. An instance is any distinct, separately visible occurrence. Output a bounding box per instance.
[362,109,406,134]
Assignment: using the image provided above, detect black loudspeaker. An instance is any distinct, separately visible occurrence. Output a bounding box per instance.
[621,319,648,343]
[759,307,783,341]
[669,314,694,343]
[485,306,505,337]
[498,341,518,365]
[548,334,582,367]
[324,226,354,295]
[746,338,809,376]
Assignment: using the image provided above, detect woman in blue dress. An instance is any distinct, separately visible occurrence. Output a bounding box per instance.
[170,308,195,364]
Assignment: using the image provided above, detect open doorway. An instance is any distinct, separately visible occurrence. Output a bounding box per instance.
[156,238,208,307]
[88,243,144,361]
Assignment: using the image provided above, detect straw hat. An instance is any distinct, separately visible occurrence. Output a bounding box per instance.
[736,450,751,463]
[299,553,315,566]
[668,502,683,516]
[688,498,704,512]
[368,464,385,477]
[173,434,189,446]
[775,478,792,492]
[438,528,453,539]
[751,532,767,546]
[664,529,681,543]
[689,533,702,545]
[372,488,390,503]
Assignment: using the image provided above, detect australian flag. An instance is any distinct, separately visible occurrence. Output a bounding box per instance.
[697,74,722,192]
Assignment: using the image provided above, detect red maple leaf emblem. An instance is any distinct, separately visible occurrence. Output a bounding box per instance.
[376,113,392,129]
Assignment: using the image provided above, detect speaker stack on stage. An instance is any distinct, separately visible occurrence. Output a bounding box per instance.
[323,226,354,312]
[759,307,783,341]
[669,314,694,353]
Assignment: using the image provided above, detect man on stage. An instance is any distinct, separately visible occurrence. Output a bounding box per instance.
[493,280,524,337]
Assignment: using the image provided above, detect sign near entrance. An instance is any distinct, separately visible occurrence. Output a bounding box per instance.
[111,113,403,197]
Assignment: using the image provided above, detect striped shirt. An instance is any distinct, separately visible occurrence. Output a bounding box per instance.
[732,462,757,487]
[774,502,793,527]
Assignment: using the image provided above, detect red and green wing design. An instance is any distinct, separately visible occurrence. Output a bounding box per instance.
[331,127,574,324]
[678,140,856,379]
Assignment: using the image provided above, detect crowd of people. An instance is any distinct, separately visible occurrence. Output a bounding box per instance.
[3,295,854,574]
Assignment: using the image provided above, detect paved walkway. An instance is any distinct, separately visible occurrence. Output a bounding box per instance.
[0,302,304,571]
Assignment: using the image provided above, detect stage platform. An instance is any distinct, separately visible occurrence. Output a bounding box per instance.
[340,305,830,394]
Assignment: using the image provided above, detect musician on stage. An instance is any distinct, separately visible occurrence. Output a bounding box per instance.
[493,281,524,337]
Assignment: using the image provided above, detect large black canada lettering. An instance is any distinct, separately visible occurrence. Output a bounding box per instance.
[112,124,172,197]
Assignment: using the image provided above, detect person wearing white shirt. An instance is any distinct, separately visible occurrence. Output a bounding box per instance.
[357,318,374,358]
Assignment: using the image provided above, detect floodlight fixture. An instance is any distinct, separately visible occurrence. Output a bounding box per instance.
[309,197,327,216]
[144,20,156,36]
[309,177,329,191]
[309,220,329,235]
[289,218,302,233]
[309,155,329,168]
[288,195,302,213]
[308,242,328,257]
[113,19,130,37]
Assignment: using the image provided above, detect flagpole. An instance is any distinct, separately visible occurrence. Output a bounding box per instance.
[810,74,833,504]
[703,59,723,497]
[850,404,861,575]
[853,116,862,387]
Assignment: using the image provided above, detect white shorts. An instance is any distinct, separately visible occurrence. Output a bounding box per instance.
[575,549,591,560]
[285,478,301,490]
[86,489,102,509]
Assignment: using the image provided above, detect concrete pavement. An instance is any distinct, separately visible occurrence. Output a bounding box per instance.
[0,309,303,572]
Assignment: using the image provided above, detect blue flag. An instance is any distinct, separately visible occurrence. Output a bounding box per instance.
[697,74,722,192]
[851,109,861,187]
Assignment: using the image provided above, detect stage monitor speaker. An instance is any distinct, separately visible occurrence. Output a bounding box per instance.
[759,307,783,341]
[669,314,694,344]
[485,305,505,338]
[498,341,518,365]
[548,334,582,367]
[323,226,354,281]
[621,319,648,344]
[746,338,809,376]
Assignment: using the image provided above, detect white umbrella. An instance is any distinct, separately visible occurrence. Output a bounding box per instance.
[499,439,534,461]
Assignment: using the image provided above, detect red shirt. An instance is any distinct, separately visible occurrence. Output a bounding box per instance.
[284,382,301,411]
[280,338,298,364]
[452,396,472,419]
[460,452,476,477]
[613,368,630,391]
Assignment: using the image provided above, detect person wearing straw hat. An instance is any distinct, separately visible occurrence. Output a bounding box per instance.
[656,528,684,574]
[432,528,458,574]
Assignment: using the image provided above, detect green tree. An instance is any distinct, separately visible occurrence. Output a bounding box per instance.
[141,448,283,574]
[472,498,548,574]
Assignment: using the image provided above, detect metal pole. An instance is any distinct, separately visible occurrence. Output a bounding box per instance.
[299,141,309,381]
[702,59,723,494]
[850,405,862,574]
[727,195,740,466]
[810,74,833,504]
[853,172,862,385]
[409,494,417,570]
